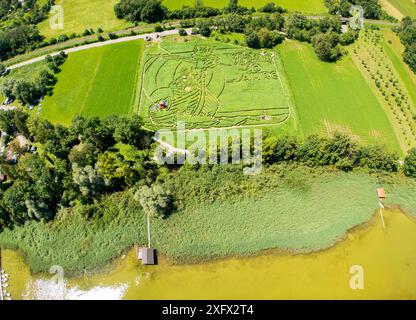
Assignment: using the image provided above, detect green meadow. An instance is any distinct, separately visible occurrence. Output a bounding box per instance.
[41,40,144,125]
[163,0,327,14]
[384,0,416,18]
[277,40,402,154]
[37,0,132,39]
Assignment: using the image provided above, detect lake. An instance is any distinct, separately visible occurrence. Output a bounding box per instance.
[3,209,416,300]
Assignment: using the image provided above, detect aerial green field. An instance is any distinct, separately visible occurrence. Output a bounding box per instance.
[382,0,416,18]
[163,0,327,14]
[37,0,327,39]
[40,40,144,125]
[139,37,294,130]
[278,40,402,154]
[37,0,132,38]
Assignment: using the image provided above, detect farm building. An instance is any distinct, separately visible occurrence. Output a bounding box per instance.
[138,247,155,265]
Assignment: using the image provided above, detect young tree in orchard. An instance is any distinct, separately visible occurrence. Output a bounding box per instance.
[134,184,172,219]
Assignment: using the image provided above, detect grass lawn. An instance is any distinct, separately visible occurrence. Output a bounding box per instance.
[382,0,416,18]
[1,165,416,275]
[139,37,296,130]
[278,40,402,155]
[40,40,144,126]
[163,0,327,14]
[37,0,132,39]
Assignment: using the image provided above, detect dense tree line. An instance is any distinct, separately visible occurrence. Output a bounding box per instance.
[395,17,416,74]
[193,12,358,60]
[262,133,416,174]
[0,112,153,229]
[324,0,383,19]
[1,51,66,106]
[1,109,416,231]
[285,14,359,61]
[193,13,285,49]
[0,0,54,61]
[114,0,285,24]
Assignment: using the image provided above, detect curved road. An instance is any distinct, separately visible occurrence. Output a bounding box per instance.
[8,28,192,70]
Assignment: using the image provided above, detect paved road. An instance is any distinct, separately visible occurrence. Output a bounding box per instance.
[8,28,192,70]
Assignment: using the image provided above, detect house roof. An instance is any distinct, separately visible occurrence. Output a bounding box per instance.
[376,188,386,199]
[140,248,155,265]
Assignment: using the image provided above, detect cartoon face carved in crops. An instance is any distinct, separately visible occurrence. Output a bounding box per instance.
[141,40,289,129]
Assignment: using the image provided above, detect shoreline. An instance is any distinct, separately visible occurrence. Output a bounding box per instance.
[2,206,413,280]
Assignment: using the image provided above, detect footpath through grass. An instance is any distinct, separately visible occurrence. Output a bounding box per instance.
[40,40,144,126]
[1,165,416,276]
[278,40,402,155]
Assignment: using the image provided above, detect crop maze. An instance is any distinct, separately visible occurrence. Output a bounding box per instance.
[138,39,292,130]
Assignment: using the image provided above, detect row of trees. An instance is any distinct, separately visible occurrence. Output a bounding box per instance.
[114,0,286,23]
[262,133,416,176]
[395,17,416,74]
[1,51,67,106]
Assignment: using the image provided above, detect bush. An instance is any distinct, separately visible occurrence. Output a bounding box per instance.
[154,24,164,32]
[259,2,287,13]
[245,31,260,49]
[108,33,118,39]
[178,28,188,36]
[312,32,343,62]
[58,34,69,42]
